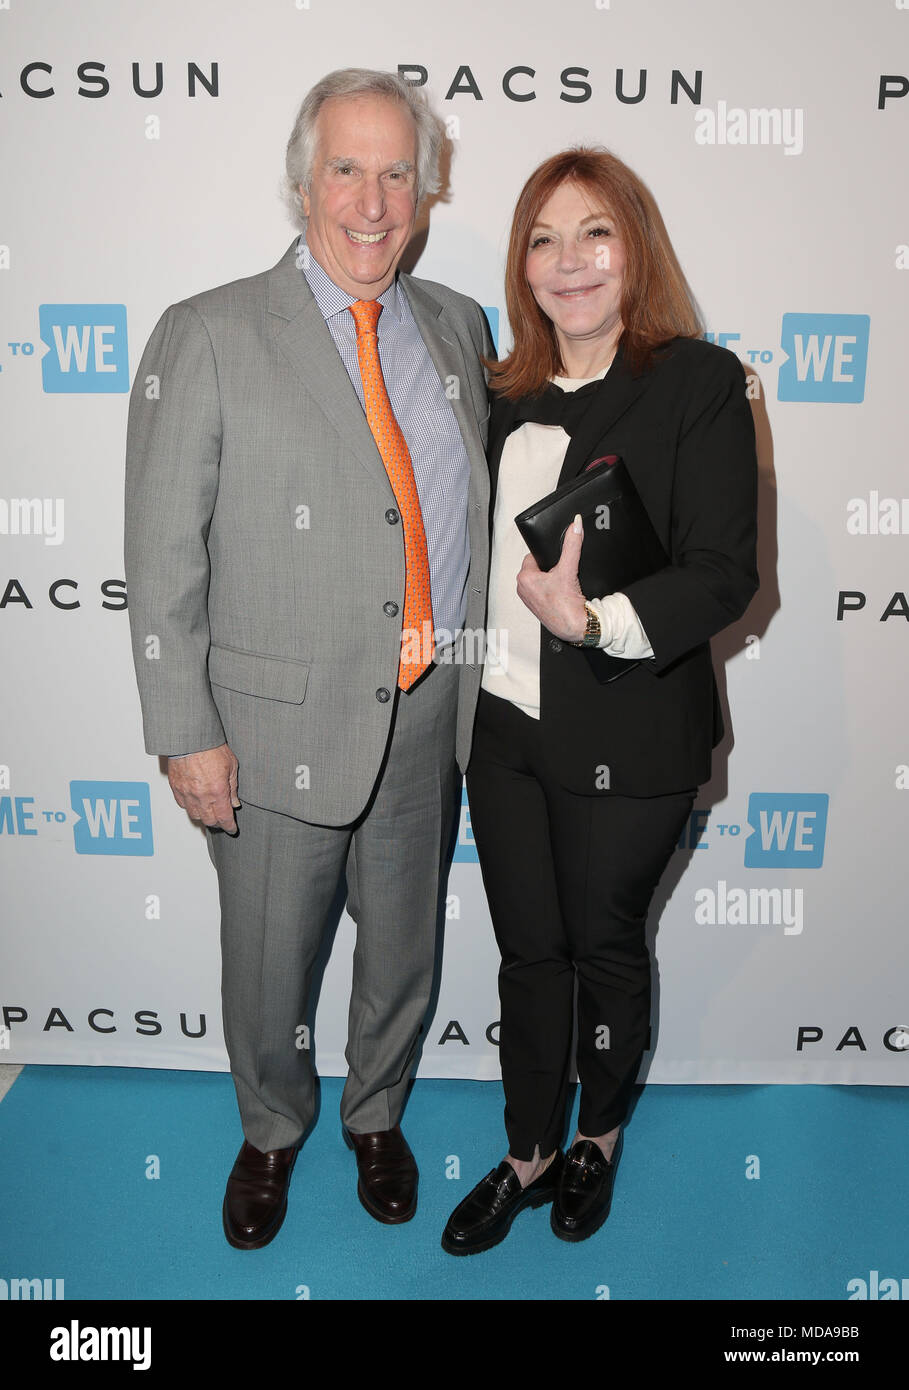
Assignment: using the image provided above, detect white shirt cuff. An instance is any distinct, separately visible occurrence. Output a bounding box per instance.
[588,593,654,660]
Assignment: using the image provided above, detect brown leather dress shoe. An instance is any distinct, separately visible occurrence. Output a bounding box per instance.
[222,1139,299,1249]
[343,1124,418,1224]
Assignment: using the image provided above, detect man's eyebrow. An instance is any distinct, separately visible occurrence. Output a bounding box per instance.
[323,157,415,173]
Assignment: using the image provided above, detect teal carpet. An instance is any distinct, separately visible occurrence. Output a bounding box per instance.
[0,1067,905,1304]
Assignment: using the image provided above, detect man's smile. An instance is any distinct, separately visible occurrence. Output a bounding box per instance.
[345,228,391,244]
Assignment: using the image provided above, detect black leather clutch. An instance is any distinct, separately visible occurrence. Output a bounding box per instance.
[514,455,669,683]
[515,454,669,599]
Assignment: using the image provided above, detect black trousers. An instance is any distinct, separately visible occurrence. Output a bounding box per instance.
[466,688,695,1161]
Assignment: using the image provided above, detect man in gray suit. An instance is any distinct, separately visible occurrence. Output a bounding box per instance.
[124,69,492,1248]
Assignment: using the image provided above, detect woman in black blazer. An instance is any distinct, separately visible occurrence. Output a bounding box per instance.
[441,148,758,1255]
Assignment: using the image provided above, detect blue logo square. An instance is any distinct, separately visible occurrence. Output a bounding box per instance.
[481,306,499,355]
[744,793,828,868]
[453,786,479,863]
[40,304,129,393]
[778,313,869,403]
[71,781,154,856]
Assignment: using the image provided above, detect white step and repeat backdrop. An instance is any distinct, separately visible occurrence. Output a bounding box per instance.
[2,0,907,1084]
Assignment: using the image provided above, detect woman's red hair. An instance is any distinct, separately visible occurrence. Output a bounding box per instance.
[488,147,703,399]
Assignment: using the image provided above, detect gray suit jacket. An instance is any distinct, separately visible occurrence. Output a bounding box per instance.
[125,241,492,825]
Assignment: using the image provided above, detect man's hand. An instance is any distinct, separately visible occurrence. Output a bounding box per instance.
[516,514,588,642]
[167,743,240,833]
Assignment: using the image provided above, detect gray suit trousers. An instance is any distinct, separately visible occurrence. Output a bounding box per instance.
[206,658,459,1152]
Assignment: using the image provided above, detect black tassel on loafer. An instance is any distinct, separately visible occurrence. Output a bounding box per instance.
[551,1131,623,1242]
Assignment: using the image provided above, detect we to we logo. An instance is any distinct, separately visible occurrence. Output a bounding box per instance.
[39,304,129,393]
[744,793,828,869]
[777,314,869,403]
[0,780,153,855]
[70,781,153,856]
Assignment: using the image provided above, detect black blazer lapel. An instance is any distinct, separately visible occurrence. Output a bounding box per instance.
[487,343,658,508]
[557,345,655,485]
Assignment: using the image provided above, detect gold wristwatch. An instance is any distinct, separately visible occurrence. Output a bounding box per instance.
[572,602,601,648]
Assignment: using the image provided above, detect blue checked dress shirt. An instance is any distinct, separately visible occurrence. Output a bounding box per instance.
[300,242,471,646]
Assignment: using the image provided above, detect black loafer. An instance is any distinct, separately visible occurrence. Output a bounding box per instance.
[441,1151,564,1256]
[551,1132,623,1242]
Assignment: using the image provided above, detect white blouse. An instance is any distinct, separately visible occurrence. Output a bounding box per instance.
[481,370,653,719]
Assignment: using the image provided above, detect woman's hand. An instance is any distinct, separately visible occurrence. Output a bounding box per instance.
[516,514,589,642]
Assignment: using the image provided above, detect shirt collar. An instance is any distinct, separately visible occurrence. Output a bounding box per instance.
[298,237,405,326]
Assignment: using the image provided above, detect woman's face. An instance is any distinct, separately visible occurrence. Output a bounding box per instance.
[524,180,626,362]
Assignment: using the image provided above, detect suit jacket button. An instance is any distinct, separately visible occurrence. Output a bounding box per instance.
[376,687,391,703]
[383,601,399,617]
[385,508,400,524]
[550,639,563,653]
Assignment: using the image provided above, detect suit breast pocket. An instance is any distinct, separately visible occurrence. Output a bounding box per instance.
[208,644,310,703]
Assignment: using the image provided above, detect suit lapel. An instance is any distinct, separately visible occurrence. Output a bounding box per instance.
[400,274,487,474]
[266,246,489,501]
[266,242,391,492]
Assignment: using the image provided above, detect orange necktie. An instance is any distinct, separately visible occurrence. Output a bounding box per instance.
[349,299,434,691]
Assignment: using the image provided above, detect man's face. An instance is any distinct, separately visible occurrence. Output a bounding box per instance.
[301,94,419,299]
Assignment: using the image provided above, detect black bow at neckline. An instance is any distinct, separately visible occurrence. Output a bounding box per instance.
[509,376,607,437]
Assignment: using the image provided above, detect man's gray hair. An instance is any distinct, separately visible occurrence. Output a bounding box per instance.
[284,68,445,229]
